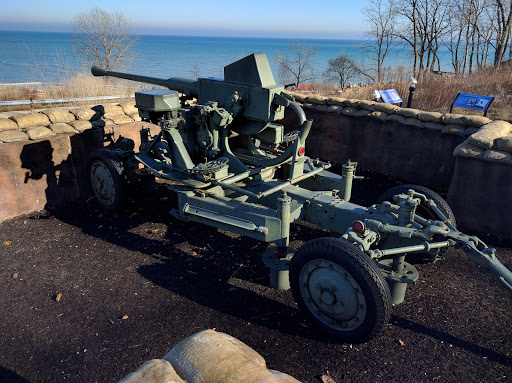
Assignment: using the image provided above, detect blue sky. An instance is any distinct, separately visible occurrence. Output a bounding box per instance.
[1,0,368,39]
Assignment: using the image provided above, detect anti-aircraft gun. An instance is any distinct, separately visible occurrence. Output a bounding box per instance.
[90,53,512,343]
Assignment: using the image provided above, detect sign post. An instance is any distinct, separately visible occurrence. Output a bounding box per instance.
[450,93,495,116]
[379,89,403,106]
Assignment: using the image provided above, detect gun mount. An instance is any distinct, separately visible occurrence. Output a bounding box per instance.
[89,53,512,343]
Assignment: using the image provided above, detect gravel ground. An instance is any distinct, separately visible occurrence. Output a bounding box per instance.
[0,169,511,383]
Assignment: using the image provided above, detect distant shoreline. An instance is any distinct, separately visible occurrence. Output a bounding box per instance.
[0,31,454,84]
[0,29,365,41]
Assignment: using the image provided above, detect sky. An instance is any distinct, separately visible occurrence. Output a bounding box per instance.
[0,0,368,39]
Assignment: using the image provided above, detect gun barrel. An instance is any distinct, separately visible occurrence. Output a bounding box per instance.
[91,66,198,97]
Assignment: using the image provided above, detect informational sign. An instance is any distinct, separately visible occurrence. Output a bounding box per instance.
[379,89,403,105]
[450,93,495,116]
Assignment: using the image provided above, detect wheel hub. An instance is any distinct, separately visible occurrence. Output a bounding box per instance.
[300,259,367,331]
[90,161,115,205]
[320,290,336,305]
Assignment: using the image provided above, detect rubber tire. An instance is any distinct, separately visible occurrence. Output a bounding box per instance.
[377,184,456,227]
[290,238,392,343]
[89,149,126,211]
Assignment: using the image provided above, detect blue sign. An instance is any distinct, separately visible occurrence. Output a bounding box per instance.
[379,89,402,105]
[450,93,495,116]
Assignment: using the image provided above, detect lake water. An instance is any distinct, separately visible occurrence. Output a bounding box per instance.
[0,31,455,85]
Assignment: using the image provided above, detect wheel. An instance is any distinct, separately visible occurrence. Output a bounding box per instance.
[290,238,392,343]
[377,184,456,227]
[89,149,126,211]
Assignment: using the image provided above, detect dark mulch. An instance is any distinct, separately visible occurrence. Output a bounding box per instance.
[0,169,511,383]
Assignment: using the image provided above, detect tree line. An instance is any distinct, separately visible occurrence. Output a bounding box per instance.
[277,0,512,87]
[365,0,512,77]
[71,4,511,89]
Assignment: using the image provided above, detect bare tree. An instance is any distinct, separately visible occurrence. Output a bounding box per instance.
[395,0,420,74]
[493,0,512,66]
[190,63,201,80]
[277,65,294,87]
[362,0,398,82]
[323,54,359,88]
[71,8,139,71]
[395,0,451,74]
[275,40,318,86]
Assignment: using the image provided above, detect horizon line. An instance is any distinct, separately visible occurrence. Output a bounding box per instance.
[0,28,367,41]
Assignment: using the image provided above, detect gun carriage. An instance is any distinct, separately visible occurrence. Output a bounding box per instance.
[90,53,512,342]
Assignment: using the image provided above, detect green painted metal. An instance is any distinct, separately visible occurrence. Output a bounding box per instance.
[299,259,367,331]
[89,52,512,342]
[378,256,419,305]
